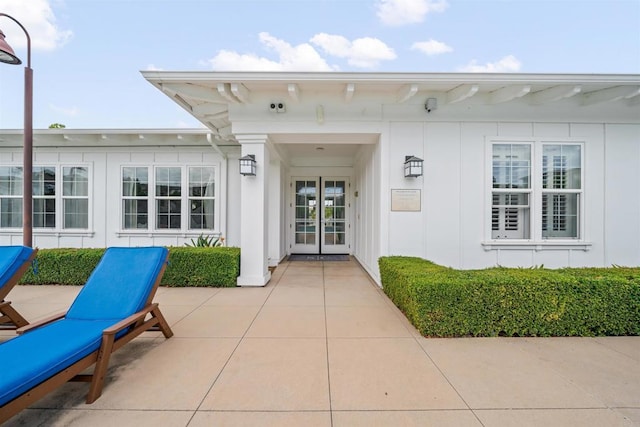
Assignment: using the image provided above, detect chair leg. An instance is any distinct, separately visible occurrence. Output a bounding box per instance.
[0,301,28,329]
[86,334,116,403]
[151,306,174,338]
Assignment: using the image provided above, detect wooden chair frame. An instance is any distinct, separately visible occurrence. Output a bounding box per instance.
[0,250,173,424]
[0,248,37,330]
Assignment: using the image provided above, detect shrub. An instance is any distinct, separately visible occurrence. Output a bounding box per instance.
[20,246,240,287]
[161,246,240,287]
[379,256,640,337]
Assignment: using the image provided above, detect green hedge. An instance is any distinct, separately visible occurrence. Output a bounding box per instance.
[379,256,640,337]
[161,247,240,287]
[20,247,240,287]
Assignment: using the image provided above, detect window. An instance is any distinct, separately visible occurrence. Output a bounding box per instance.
[489,141,583,241]
[122,167,149,229]
[188,167,215,230]
[492,144,531,239]
[0,165,90,231]
[121,165,216,232]
[0,166,22,228]
[33,167,56,228]
[155,167,182,229]
[542,145,581,238]
[63,167,89,229]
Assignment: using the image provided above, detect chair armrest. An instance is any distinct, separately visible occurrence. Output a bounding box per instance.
[17,311,66,334]
[102,304,158,336]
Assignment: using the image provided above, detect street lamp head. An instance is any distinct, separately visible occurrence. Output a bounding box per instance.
[0,29,21,65]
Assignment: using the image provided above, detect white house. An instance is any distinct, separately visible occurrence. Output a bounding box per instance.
[1,72,639,286]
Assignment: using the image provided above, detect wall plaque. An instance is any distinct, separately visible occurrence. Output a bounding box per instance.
[391,189,421,212]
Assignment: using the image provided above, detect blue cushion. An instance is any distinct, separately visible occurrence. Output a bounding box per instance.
[0,246,34,288]
[0,318,113,406]
[66,247,168,321]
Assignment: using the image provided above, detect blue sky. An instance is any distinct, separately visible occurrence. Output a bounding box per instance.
[0,0,638,129]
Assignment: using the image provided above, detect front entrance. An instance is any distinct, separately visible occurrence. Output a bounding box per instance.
[291,177,349,254]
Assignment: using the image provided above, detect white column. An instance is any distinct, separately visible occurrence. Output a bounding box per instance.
[237,134,271,286]
[268,157,282,267]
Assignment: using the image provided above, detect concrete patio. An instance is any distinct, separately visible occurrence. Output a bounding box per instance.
[1,258,639,426]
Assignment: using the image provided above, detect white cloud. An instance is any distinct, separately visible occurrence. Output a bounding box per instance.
[209,32,336,71]
[311,33,396,68]
[49,103,79,117]
[411,39,453,56]
[0,0,72,51]
[458,55,522,73]
[145,64,164,71]
[376,0,448,26]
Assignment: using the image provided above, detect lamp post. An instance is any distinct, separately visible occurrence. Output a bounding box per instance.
[0,14,32,247]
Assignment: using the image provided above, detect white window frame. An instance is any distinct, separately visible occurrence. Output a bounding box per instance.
[483,138,590,251]
[119,164,219,235]
[121,166,150,230]
[0,163,93,235]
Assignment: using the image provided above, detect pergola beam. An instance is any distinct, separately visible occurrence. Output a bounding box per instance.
[581,85,640,106]
[446,84,479,104]
[344,83,355,103]
[288,83,300,102]
[529,85,582,104]
[488,85,531,104]
[161,83,220,103]
[397,84,418,103]
[230,83,250,103]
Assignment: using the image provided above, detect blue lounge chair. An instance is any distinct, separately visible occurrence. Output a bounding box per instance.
[0,246,37,329]
[0,246,173,424]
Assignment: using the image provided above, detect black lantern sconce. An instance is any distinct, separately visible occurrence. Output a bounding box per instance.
[239,154,257,176]
[404,155,423,178]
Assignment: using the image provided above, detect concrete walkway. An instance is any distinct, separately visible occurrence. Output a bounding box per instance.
[1,258,639,426]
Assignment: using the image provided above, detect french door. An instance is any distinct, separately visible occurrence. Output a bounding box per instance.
[291,177,349,254]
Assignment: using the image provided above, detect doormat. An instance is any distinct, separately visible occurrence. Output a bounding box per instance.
[288,254,350,261]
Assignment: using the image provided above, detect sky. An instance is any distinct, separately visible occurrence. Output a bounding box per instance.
[0,0,638,130]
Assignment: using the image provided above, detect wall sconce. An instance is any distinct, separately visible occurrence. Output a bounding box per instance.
[404,155,423,178]
[239,154,257,176]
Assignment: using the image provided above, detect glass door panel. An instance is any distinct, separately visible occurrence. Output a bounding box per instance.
[291,177,349,254]
[291,179,319,253]
[321,179,348,253]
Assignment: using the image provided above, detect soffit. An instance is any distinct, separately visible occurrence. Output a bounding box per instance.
[142,71,640,143]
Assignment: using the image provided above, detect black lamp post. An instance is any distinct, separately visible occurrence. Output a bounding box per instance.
[0,14,33,247]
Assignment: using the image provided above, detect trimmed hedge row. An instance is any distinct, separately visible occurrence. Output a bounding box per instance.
[20,247,240,287]
[379,256,640,337]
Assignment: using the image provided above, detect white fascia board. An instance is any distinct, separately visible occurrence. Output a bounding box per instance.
[142,70,640,86]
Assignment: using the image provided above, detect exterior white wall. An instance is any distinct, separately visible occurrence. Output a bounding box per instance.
[353,143,381,281]
[0,142,233,249]
[383,119,640,269]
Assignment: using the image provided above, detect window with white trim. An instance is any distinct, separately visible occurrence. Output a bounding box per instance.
[490,141,583,241]
[492,144,531,239]
[122,167,149,229]
[121,165,216,232]
[0,166,23,228]
[188,167,215,230]
[63,167,89,229]
[0,165,90,230]
[33,166,56,228]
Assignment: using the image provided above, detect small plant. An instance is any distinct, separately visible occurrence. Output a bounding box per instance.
[185,234,225,247]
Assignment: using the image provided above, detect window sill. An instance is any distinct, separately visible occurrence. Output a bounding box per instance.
[116,230,220,238]
[0,230,95,237]
[481,241,592,251]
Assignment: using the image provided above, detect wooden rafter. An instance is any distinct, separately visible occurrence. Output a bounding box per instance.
[530,85,582,104]
[446,84,479,104]
[488,85,531,104]
[581,85,640,106]
[397,84,418,103]
[288,83,300,102]
[344,83,355,102]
